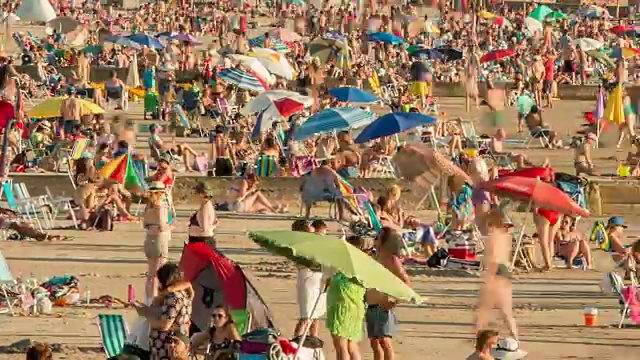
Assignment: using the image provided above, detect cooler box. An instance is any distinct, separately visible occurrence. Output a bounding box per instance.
[446,231,477,261]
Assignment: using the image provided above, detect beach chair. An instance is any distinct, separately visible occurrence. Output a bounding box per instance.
[231,309,252,335]
[255,155,278,177]
[523,124,551,149]
[106,85,129,110]
[601,272,640,328]
[0,250,18,315]
[14,183,53,229]
[59,138,90,189]
[368,155,396,178]
[459,119,489,149]
[45,186,77,229]
[425,96,439,115]
[3,182,44,231]
[96,314,128,358]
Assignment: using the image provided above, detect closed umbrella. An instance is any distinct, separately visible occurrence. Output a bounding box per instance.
[241,90,313,115]
[46,16,79,34]
[293,108,375,140]
[126,53,140,88]
[573,38,602,51]
[355,112,436,144]
[329,87,378,103]
[28,97,105,118]
[228,54,275,85]
[217,68,267,92]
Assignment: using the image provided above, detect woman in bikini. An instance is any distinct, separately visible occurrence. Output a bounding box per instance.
[554,216,592,269]
[190,304,241,360]
[226,173,285,213]
[574,133,599,176]
[188,182,217,246]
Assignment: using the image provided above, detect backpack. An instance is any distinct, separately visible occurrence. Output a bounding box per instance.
[427,248,449,268]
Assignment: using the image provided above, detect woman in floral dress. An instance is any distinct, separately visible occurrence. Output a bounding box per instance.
[136,263,193,360]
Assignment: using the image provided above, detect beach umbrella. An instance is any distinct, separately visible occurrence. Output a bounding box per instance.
[477,10,496,19]
[249,230,422,303]
[16,0,56,22]
[528,5,553,23]
[309,38,347,63]
[435,45,463,61]
[604,84,624,125]
[267,28,302,42]
[46,16,79,34]
[610,25,634,35]
[579,5,610,18]
[329,87,378,103]
[169,33,202,45]
[228,54,275,85]
[409,48,442,60]
[478,176,589,217]
[608,47,640,60]
[217,68,267,92]
[406,44,427,53]
[547,11,568,21]
[103,35,143,49]
[241,90,313,115]
[480,49,516,63]
[499,167,554,182]
[393,145,473,188]
[283,0,306,6]
[585,50,615,69]
[251,98,305,138]
[248,36,290,53]
[156,31,177,39]
[368,32,404,45]
[355,112,436,144]
[27,97,105,118]
[493,16,511,28]
[127,33,163,49]
[573,38,602,51]
[249,49,295,80]
[100,152,145,190]
[81,45,103,54]
[293,107,375,141]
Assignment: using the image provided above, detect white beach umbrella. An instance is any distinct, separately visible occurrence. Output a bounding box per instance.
[228,54,275,85]
[241,90,313,115]
[16,0,56,22]
[248,47,295,80]
[573,38,603,51]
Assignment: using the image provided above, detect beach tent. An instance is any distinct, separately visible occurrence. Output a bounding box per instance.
[179,242,275,333]
[16,0,56,23]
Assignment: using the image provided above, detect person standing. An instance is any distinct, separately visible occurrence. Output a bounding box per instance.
[59,87,82,139]
[187,182,217,246]
[474,209,520,344]
[143,181,172,304]
[366,227,410,360]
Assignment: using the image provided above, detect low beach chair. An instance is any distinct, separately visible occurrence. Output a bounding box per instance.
[367,155,396,178]
[459,119,489,149]
[255,155,278,177]
[96,314,128,358]
[0,250,19,315]
[3,182,44,231]
[601,272,640,328]
[13,183,53,229]
[45,186,77,229]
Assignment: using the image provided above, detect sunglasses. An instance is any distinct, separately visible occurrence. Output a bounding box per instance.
[212,313,226,319]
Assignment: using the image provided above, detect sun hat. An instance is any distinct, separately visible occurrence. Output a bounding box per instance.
[490,338,527,360]
[607,216,627,228]
[147,181,166,192]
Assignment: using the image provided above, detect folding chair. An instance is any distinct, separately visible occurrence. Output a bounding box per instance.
[523,127,551,148]
[13,183,53,229]
[255,155,278,177]
[368,155,396,178]
[96,314,128,358]
[3,182,44,231]
[106,86,129,110]
[230,309,252,335]
[0,250,19,315]
[45,186,78,229]
[425,96,439,115]
[60,138,90,189]
[459,119,489,149]
[601,272,640,328]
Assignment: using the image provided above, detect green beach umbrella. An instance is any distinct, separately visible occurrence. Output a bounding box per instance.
[82,45,103,54]
[586,50,616,69]
[406,44,426,53]
[249,230,423,304]
[529,5,553,23]
[547,11,568,21]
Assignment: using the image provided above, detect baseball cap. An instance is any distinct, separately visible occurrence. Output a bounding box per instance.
[607,216,627,228]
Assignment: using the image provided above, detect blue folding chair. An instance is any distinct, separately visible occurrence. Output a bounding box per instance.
[3,182,44,231]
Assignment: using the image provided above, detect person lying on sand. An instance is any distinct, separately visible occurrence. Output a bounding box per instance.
[0,208,70,241]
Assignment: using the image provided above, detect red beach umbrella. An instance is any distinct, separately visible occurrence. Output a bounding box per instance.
[610,25,633,34]
[499,167,554,182]
[480,49,516,63]
[273,98,304,118]
[478,176,590,217]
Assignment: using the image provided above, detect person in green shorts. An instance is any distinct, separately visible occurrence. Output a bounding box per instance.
[326,235,367,360]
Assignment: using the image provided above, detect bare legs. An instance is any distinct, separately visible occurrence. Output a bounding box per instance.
[535,220,553,270]
[145,255,167,303]
[448,134,463,155]
[370,337,394,360]
[294,319,319,337]
[242,191,282,213]
[475,279,518,340]
[331,335,361,360]
[176,144,200,172]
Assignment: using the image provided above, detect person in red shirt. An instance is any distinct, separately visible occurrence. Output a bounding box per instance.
[543,51,556,109]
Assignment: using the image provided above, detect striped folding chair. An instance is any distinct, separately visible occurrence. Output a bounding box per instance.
[62,138,90,189]
[255,155,278,177]
[96,314,128,358]
[0,250,18,315]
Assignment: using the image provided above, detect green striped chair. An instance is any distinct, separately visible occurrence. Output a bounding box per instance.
[97,314,128,358]
[255,155,278,177]
[230,309,252,335]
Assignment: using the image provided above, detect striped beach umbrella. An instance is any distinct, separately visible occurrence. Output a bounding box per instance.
[293,107,375,141]
[249,36,291,53]
[283,0,306,7]
[217,68,266,92]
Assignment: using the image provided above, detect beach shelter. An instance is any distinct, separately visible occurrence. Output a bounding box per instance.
[99,152,145,191]
[16,0,56,22]
[179,242,275,333]
[604,84,624,125]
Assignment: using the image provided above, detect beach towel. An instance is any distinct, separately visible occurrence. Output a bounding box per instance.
[590,220,609,251]
[622,286,640,324]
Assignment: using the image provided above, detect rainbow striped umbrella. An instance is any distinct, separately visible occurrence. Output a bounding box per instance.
[99,152,145,190]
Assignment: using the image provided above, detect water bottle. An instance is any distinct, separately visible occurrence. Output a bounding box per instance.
[85,286,91,305]
[127,284,135,303]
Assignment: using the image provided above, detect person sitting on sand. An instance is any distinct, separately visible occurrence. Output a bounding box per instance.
[574,133,599,176]
[554,216,593,269]
[466,329,498,360]
[607,216,631,257]
[225,173,286,213]
[489,129,533,169]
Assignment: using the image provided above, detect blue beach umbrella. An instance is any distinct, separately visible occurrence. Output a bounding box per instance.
[355,112,437,144]
[368,32,404,45]
[218,68,266,92]
[329,87,378,103]
[409,48,443,60]
[293,108,375,141]
[103,35,143,49]
[127,33,163,49]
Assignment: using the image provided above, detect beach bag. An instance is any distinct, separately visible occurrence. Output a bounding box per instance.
[193,155,208,174]
[427,248,449,268]
[242,328,280,344]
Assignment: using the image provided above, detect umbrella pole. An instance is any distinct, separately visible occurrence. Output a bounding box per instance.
[509,200,533,271]
[293,290,324,360]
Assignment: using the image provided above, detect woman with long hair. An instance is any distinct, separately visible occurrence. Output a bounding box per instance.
[227,173,285,213]
[188,182,217,246]
[143,181,172,303]
[135,263,193,360]
[190,304,241,359]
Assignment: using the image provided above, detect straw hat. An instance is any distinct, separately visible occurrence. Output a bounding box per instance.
[147,181,166,192]
[490,338,527,360]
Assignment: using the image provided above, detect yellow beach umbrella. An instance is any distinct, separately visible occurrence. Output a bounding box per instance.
[28,97,105,118]
[604,84,624,125]
[478,11,496,19]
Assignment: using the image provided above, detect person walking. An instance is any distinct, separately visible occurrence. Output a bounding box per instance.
[187,182,217,246]
[366,227,410,360]
[142,181,172,304]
